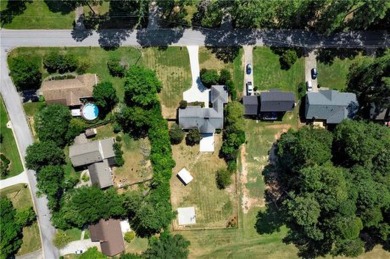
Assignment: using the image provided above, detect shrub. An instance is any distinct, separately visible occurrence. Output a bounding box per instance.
[53,230,72,248]
[76,60,90,74]
[113,142,124,167]
[219,69,232,84]
[124,231,136,243]
[216,169,232,189]
[297,82,306,99]
[81,174,90,182]
[179,100,187,109]
[200,68,219,88]
[169,123,185,145]
[15,207,36,226]
[107,58,126,77]
[0,154,10,177]
[186,128,201,146]
[116,135,122,142]
[113,123,122,133]
[280,49,298,70]
[43,53,78,74]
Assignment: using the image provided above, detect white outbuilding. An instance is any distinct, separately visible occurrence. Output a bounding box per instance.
[177,207,196,225]
[177,168,193,185]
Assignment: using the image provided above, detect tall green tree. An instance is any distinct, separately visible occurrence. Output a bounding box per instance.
[37,165,65,211]
[25,141,65,171]
[9,56,42,91]
[144,232,190,259]
[0,197,23,259]
[158,0,191,27]
[124,66,162,108]
[93,81,118,115]
[34,104,72,147]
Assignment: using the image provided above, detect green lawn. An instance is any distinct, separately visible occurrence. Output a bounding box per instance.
[317,55,373,91]
[0,96,24,179]
[253,47,305,93]
[1,0,75,29]
[23,101,46,118]
[0,184,41,255]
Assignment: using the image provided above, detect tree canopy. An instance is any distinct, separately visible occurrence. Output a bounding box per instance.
[92,81,119,116]
[9,56,42,91]
[124,66,162,108]
[25,141,65,171]
[34,104,72,147]
[261,121,390,257]
[143,232,190,259]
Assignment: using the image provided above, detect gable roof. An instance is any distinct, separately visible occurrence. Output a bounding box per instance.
[305,90,359,124]
[88,160,113,189]
[41,74,98,106]
[89,219,125,257]
[69,138,115,167]
[260,91,295,112]
[179,85,228,134]
[243,96,259,115]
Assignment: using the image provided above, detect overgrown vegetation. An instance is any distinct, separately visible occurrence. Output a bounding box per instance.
[259,121,390,258]
[200,68,237,100]
[43,52,78,74]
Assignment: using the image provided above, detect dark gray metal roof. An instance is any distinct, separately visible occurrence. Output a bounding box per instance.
[260,91,295,112]
[243,96,259,115]
[305,90,358,124]
[179,85,228,134]
[88,159,113,189]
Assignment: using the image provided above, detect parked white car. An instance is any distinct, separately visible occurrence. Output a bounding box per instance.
[306,81,313,92]
[246,82,254,95]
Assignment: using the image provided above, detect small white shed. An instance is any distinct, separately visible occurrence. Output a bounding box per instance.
[177,207,196,225]
[177,168,193,185]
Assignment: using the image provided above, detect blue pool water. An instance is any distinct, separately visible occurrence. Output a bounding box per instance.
[82,103,99,120]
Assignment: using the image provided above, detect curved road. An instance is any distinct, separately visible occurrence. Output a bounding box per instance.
[1,28,389,259]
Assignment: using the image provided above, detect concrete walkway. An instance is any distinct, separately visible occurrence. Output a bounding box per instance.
[183,46,210,107]
[59,239,99,256]
[0,171,28,189]
[243,45,254,95]
[305,50,318,92]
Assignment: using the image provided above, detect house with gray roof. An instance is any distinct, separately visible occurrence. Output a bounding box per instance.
[179,85,228,134]
[69,138,115,167]
[305,90,358,124]
[260,91,295,113]
[88,160,113,189]
[243,96,259,116]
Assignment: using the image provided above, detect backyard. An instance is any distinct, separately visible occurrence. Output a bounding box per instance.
[1,0,75,29]
[0,184,41,255]
[0,96,24,179]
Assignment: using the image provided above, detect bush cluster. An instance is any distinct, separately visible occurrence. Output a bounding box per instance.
[215,169,232,189]
[43,52,79,74]
[9,56,42,91]
[107,58,126,77]
[200,68,237,100]
[113,142,125,167]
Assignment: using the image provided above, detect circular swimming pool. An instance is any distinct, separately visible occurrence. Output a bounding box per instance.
[82,103,99,121]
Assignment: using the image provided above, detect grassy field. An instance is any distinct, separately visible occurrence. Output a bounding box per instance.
[317,55,373,91]
[199,47,244,96]
[170,133,237,229]
[253,47,305,93]
[0,96,24,179]
[0,184,41,255]
[10,47,192,118]
[1,0,75,29]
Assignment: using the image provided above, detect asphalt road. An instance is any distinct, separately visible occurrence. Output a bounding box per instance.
[0,27,389,259]
[0,49,59,259]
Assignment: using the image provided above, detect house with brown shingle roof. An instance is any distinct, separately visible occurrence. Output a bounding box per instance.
[89,218,125,257]
[40,74,98,107]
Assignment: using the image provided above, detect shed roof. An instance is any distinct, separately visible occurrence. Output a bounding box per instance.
[177,168,193,185]
[260,91,295,112]
[305,90,358,124]
[88,160,113,189]
[41,74,98,106]
[89,219,125,257]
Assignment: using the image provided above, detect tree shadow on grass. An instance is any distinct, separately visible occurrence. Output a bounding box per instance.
[316,48,363,65]
[0,0,32,26]
[44,0,74,14]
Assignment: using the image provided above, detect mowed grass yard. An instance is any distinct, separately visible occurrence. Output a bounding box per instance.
[0,96,24,179]
[253,47,305,93]
[10,47,191,118]
[199,47,244,96]
[317,54,374,91]
[1,0,75,29]
[0,184,41,255]
[170,133,238,229]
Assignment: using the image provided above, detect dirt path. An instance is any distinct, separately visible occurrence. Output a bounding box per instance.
[240,145,264,214]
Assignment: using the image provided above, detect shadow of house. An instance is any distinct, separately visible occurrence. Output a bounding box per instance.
[304,90,359,126]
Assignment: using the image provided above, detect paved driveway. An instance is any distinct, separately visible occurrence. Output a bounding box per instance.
[59,239,99,256]
[305,50,318,92]
[0,172,28,189]
[243,46,254,95]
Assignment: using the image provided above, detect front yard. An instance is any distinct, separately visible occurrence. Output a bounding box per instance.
[0,96,24,179]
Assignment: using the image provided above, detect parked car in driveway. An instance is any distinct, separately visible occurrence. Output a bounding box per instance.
[307,81,313,92]
[246,81,254,95]
[311,68,318,79]
[246,64,252,74]
[75,250,83,254]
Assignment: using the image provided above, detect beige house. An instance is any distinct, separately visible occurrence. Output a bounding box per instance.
[40,74,98,106]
